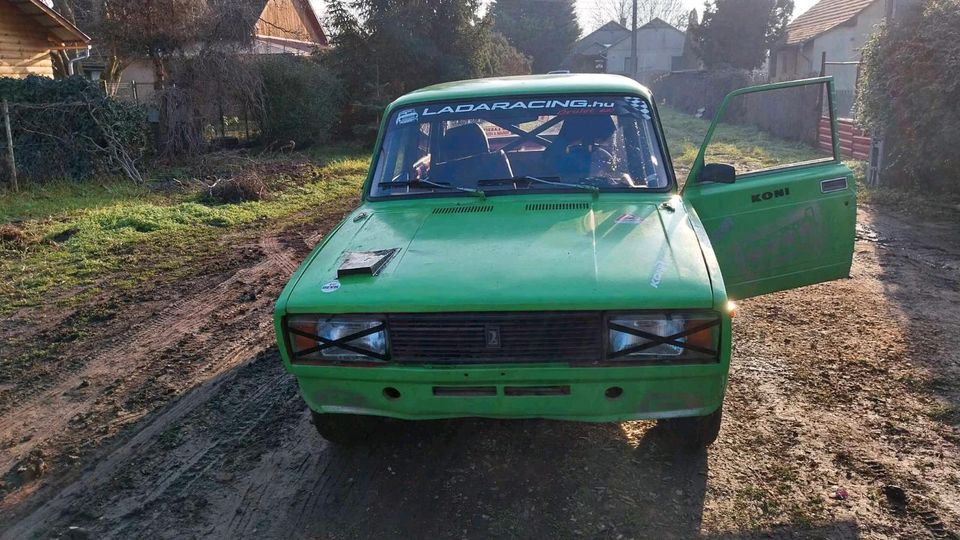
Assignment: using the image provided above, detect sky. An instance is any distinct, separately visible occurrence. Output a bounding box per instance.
[307,0,821,35]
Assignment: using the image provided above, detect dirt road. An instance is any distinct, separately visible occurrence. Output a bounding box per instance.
[1,203,958,539]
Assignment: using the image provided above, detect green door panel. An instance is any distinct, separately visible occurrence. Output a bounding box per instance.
[684,163,856,299]
[682,77,857,299]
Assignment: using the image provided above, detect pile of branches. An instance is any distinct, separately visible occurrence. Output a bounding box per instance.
[0,76,146,185]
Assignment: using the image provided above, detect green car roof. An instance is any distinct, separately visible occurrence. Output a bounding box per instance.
[387,74,654,110]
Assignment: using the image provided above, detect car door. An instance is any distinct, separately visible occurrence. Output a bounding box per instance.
[681,77,856,300]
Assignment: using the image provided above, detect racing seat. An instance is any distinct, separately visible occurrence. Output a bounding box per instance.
[542,116,616,177]
[438,123,489,161]
[431,123,513,183]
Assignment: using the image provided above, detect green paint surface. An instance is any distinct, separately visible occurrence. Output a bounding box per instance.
[274,75,855,422]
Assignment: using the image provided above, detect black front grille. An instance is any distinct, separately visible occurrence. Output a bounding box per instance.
[387,312,603,364]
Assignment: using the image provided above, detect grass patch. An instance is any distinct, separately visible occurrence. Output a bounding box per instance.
[929,402,960,427]
[0,180,167,223]
[659,107,829,186]
[0,151,370,314]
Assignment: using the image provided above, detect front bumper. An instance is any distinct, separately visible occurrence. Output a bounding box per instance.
[288,363,728,422]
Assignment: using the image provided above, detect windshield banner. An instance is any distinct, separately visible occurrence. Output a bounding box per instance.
[394,95,651,125]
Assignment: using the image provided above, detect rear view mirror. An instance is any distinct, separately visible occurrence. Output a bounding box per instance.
[700,163,736,184]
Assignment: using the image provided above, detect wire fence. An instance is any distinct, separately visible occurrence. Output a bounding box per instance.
[1,99,128,190]
[0,85,263,190]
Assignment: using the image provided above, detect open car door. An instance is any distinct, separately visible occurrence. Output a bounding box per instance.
[682,77,856,300]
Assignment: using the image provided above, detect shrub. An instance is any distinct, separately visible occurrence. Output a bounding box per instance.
[0,76,147,185]
[255,56,344,148]
[855,0,960,191]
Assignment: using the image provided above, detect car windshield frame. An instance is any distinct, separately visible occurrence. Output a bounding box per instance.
[364,92,677,201]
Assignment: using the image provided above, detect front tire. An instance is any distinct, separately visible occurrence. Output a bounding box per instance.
[657,407,723,449]
[310,411,392,446]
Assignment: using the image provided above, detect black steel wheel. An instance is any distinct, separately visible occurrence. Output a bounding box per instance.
[657,407,723,450]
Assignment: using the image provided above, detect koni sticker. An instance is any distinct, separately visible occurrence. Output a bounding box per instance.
[751,187,791,203]
[615,213,644,225]
[321,280,341,293]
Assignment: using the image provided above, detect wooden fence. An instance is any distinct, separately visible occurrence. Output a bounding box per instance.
[819,117,870,160]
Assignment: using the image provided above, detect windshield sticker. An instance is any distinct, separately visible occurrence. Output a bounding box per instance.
[650,260,668,288]
[625,96,652,120]
[320,280,341,293]
[396,109,419,125]
[615,213,644,225]
[417,98,623,118]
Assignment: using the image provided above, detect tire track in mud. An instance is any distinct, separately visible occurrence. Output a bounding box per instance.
[0,233,300,505]
[1,352,297,539]
[5,206,960,539]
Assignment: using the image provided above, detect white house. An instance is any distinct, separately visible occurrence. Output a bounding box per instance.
[769,0,890,117]
[603,19,686,84]
[560,20,632,73]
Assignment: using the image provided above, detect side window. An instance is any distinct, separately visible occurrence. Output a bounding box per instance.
[703,81,835,176]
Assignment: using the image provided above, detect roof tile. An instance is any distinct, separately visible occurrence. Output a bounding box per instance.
[784,0,877,44]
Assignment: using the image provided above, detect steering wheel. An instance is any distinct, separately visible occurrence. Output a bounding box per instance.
[560,144,613,178]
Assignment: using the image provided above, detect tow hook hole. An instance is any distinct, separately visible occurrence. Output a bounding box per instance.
[605,386,623,399]
[383,387,401,400]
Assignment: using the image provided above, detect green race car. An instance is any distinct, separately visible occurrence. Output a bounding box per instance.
[273,74,856,448]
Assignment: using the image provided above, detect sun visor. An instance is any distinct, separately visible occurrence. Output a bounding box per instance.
[337,248,400,278]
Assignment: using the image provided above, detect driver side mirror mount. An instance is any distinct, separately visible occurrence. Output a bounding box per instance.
[700,163,736,184]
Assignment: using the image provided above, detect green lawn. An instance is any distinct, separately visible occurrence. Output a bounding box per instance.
[658,106,837,185]
[0,149,369,314]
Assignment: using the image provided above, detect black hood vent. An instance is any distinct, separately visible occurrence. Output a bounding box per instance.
[525,202,590,211]
[432,205,493,215]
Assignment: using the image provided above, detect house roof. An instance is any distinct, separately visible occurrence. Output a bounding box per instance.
[572,20,631,51]
[593,20,631,34]
[6,0,90,48]
[783,0,878,44]
[639,17,680,31]
[608,17,684,47]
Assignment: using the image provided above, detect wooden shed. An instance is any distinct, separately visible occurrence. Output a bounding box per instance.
[0,0,90,78]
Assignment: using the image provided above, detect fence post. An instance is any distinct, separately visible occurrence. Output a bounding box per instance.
[2,98,17,193]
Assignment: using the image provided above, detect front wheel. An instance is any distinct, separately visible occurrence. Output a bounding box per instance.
[657,407,723,450]
[310,411,393,446]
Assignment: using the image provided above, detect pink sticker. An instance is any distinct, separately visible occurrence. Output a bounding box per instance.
[616,213,644,224]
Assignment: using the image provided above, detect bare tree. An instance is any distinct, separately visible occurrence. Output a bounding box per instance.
[637,0,688,28]
[590,0,631,29]
[47,0,271,84]
[590,0,689,30]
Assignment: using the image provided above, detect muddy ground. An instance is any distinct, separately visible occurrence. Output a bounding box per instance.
[1,201,958,539]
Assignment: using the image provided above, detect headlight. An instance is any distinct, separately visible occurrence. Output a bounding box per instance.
[287,315,388,363]
[607,312,720,362]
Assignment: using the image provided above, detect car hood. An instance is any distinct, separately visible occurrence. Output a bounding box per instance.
[283,197,715,313]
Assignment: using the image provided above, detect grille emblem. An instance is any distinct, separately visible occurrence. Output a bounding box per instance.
[485,325,501,348]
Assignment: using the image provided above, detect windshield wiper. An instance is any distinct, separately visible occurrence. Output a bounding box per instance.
[478,175,600,196]
[379,178,486,198]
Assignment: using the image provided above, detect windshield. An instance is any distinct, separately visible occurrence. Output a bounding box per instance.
[369,94,671,198]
